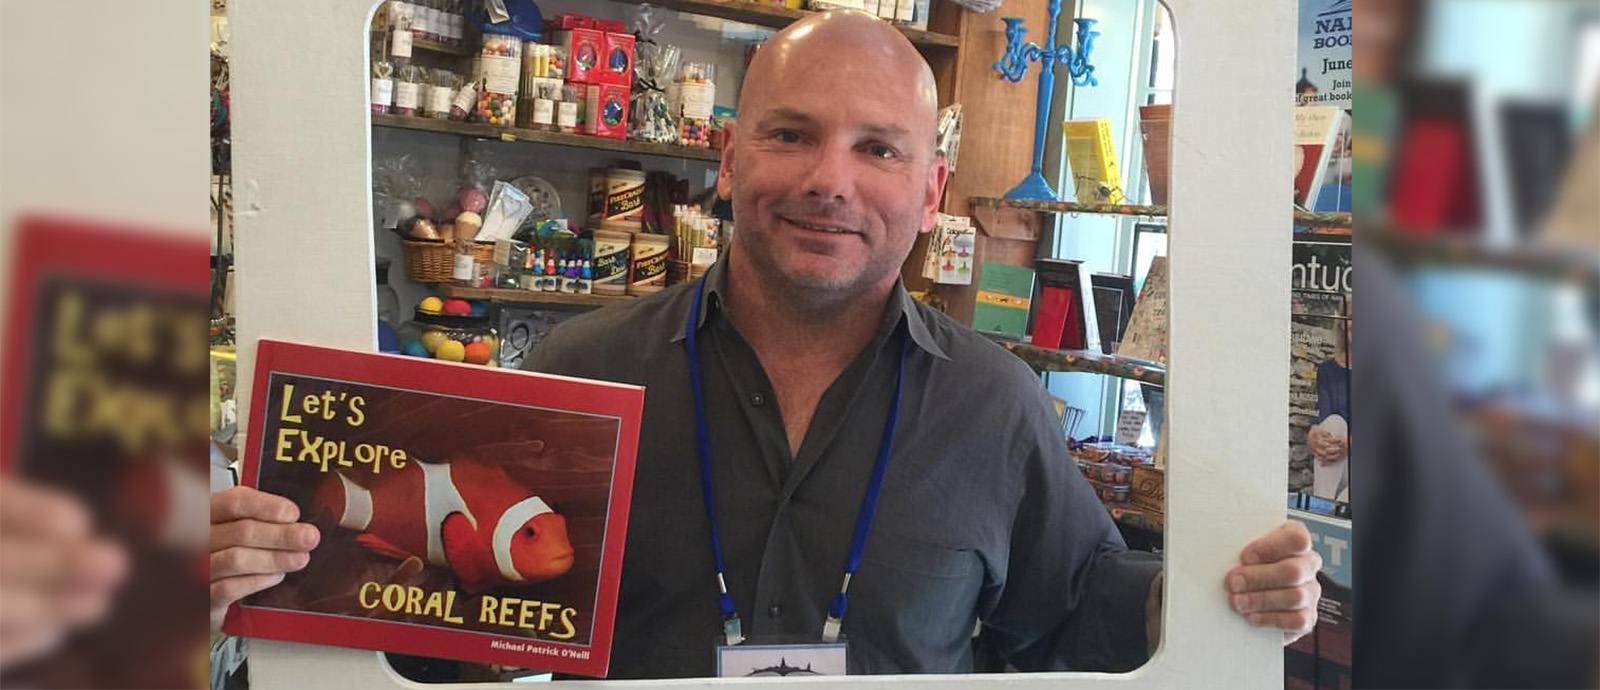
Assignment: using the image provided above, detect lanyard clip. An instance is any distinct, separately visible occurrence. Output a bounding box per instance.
[722,614,744,646]
[821,615,843,643]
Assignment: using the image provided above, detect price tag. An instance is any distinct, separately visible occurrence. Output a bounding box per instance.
[1115,409,1147,446]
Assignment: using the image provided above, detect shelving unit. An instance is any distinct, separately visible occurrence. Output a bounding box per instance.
[437,284,637,308]
[610,0,960,49]
[982,334,1168,386]
[373,114,723,163]
[1366,226,1599,290]
[969,195,1354,229]
[412,38,474,57]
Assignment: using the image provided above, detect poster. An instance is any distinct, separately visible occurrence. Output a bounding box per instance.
[1295,0,1352,108]
[1288,238,1351,502]
[224,340,643,677]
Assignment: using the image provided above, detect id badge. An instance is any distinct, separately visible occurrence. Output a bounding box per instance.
[717,641,849,677]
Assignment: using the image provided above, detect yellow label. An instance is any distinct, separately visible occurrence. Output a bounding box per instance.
[975,291,1030,309]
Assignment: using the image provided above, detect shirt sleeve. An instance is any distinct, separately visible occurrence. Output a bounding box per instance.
[979,384,1163,673]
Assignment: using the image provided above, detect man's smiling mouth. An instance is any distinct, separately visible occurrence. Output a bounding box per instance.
[782,216,858,235]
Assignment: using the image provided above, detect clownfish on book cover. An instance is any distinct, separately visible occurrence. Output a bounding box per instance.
[223,339,643,678]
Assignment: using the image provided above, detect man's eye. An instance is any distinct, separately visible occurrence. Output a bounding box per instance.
[773,130,803,144]
[864,144,897,159]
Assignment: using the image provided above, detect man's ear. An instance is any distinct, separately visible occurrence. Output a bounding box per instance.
[921,155,950,234]
[716,120,737,201]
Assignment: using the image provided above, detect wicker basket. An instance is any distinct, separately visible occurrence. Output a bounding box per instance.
[402,240,495,284]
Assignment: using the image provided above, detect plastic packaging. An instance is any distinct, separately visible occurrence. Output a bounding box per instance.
[628,6,680,144]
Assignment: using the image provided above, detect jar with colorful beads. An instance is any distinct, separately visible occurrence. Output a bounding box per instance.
[473,31,521,127]
[673,61,715,148]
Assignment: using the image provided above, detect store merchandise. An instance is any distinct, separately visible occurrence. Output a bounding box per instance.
[426,69,459,118]
[971,262,1034,339]
[448,77,479,121]
[671,62,715,148]
[1063,118,1123,204]
[584,83,630,139]
[595,166,645,229]
[226,340,643,677]
[372,60,396,115]
[921,212,974,285]
[627,232,669,296]
[1138,105,1171,205]
[1089,273,1136,354]
[552,19,605,85]
[1116,256,1168,364]
[1033,258,1100,352]
[399,307,499,365]
[591,227,632,295]
[394,65,424,116]
[475,32,522,126]
[600,32,636,87]
[1292,106,1345,210]
[628,7,680,144]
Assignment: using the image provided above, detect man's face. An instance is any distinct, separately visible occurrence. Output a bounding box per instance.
[718,40,946,298]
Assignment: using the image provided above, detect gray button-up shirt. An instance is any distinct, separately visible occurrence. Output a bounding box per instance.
[524,259,1161,678]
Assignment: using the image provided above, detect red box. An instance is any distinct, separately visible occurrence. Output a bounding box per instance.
[584,83,630,139]
[598,32,635,86]
[548,13,596,30]
[557,28,606,84]
[595,19,626,33]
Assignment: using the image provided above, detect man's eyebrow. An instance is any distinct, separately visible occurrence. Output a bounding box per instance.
[753,107,914,141]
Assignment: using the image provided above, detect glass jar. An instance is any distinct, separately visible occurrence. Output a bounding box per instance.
[426,68,457,119]
[474,32,521,127]
[371,60,396,115]
[393,65,423,116]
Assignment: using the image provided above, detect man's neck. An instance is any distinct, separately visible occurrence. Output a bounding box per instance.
[721,252,895,368]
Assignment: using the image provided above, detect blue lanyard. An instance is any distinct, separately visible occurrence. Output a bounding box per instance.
[685,275,909,645]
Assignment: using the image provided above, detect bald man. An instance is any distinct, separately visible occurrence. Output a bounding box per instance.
[208,10,1319,678]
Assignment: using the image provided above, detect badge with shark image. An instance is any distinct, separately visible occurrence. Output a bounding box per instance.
[717,641,849,677]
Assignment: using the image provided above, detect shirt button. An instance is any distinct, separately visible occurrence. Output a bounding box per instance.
[767,603,783,618]
[750,393,766,407]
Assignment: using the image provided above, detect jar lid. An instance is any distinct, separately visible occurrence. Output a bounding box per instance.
[412,309,492,330]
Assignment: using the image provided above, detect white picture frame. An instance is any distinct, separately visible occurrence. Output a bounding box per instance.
[229,0,1294,687]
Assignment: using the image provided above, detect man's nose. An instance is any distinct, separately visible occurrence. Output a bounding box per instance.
[799,141,856,205]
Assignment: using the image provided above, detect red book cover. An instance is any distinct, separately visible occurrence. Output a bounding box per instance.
[223,339,644,678]
[0,215,211,688]
[1033,286,1072,350]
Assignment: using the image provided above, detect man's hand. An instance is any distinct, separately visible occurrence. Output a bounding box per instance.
[210,487,319,631]
[1307,426,1348,465]
[1226,521,1321,644]
[0,479,127,667]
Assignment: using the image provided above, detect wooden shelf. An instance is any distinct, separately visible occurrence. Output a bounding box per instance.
[438,285,637,307]
[983,334,1167,386]
[610,0,960,49]
[373,114,723,163]
[970,196,1355,229]
[1367,226,1599,291]
[412,38,475,57]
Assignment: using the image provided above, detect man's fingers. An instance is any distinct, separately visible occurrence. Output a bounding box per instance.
[210,572,286,615]
[1230,583,1319,614]
[210,546,310,581]
[210,518,320,554]
[0,539,67,584]
[211,487,300,525]
[1245,609,1317,636]
[1227,552,1321,593]
[0,481,90,539]
[0,626,65,668]
[0,587,51,633]
[1240,521,1314,565]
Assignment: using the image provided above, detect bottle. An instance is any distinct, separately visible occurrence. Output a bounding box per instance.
[426,68,456,119]
[371,59,396,115]
[394,65,422,116]
[387,2,414,65]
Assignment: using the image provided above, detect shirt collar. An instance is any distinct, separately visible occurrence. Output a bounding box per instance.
[670,258,950,361]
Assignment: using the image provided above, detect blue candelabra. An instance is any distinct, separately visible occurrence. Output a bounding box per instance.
[993,3,1100,201]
